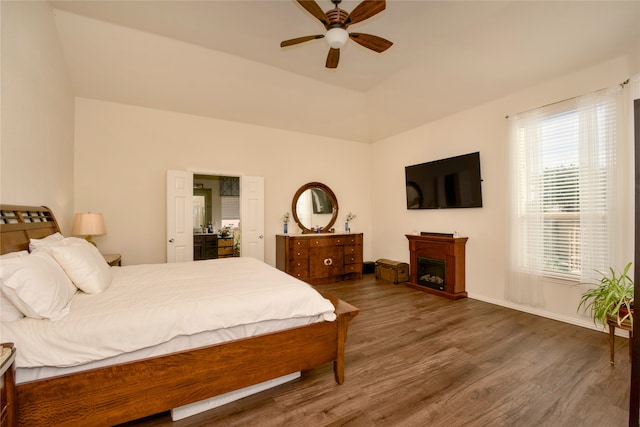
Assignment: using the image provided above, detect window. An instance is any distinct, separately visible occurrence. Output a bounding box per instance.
[221,196,239,221]
[509,86,620,288]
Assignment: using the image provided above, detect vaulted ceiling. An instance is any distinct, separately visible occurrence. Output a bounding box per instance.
[50,0,640,142]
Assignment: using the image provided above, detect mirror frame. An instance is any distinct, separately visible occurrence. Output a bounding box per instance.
[291,182,339,234]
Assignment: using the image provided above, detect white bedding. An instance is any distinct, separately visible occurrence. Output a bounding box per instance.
[0,257,336,372]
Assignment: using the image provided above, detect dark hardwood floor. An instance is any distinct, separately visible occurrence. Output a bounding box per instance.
[123,275,631,427]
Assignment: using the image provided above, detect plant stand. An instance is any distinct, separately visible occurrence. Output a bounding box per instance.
[607,314,633,366]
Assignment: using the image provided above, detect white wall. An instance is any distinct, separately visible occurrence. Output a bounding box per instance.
[74,98,372,266]
[371,55,636,329]
[0,1,75,231]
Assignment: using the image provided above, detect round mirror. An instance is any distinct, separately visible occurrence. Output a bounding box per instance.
[291,182,338,234]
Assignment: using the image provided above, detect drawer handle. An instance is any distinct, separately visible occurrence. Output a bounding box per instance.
[324,258,333,266]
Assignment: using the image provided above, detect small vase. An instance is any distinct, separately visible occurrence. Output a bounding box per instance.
[283,223,288,234]
[345,222,349,233]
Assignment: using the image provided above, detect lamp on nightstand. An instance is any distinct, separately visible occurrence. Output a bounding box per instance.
[71,212,106,246]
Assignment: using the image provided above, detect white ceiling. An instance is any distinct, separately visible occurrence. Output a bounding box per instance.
[50,0,640,142]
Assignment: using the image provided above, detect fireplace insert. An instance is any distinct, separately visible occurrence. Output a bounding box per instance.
[417,257,445,291]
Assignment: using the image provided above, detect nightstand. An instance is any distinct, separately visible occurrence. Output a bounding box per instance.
[103,253,122,267]
[0,343,16,427]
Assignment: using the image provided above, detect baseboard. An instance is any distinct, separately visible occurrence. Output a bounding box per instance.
[466,292,630,338]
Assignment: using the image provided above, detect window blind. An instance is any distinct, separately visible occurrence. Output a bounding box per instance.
[221,196,239,220]
[512,89,617,280]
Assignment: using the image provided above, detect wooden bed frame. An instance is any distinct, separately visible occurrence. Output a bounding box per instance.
[0,204,359,426]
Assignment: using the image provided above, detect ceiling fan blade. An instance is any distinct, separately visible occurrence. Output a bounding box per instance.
[346,0,386,26]
[280,35,324,47]
[296,0,329,28]
[326,48,340,69]
[349,33,393,53]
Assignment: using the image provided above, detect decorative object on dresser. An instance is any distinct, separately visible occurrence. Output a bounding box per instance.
[276,233,363,285]
[282,212,290,234]
[70,212,106,246]
[375,259,409,284]
[345,212,357,233]
[291,182,338,234]
[406,234,468,299]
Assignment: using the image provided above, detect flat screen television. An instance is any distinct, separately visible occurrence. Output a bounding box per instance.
[405,152,483,209]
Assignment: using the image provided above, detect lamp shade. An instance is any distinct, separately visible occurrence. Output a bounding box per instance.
[71,213,106,236]
[325,28,349,49]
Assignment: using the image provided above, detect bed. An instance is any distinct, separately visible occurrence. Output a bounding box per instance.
[0,204,359,426]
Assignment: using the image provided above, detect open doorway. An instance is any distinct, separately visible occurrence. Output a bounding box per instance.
[167,171,264,263]
[193,174,240,259]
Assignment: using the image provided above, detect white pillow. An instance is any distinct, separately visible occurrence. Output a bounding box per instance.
[29,232,64,252]
[0,251,29,259]
[0,251,29,321]
[0,251,77,320]
[1,287,24,322]
[38,237,112,294]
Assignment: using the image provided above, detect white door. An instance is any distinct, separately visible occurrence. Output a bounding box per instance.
[240,176,264,261]
[167,170,193,263]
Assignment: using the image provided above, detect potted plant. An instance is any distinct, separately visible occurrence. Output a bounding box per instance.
[578,262,634,327]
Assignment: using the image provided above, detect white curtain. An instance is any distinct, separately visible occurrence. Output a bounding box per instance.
[506,75,638,307]
[506,108,546,306]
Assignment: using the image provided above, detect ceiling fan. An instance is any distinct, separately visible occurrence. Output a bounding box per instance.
[280,0,393,69]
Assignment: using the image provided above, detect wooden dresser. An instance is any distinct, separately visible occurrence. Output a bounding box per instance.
[217,237,234,258]
[276,233,363,285]
[194,235,236,260]
[193,234,218,260]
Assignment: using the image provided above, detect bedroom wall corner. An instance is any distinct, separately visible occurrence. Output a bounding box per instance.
[0,1,75,231]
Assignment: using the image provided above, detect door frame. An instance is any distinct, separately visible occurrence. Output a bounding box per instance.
[187,169,264,261]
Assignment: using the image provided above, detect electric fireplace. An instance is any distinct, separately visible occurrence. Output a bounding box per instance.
[406,234,468,299]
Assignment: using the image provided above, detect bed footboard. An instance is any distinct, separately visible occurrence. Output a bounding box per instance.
[16,297,358,427]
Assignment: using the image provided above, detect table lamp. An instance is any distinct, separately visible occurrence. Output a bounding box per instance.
[71,213,106,246]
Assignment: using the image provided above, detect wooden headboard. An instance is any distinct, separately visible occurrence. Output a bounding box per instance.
[0,204,60,255]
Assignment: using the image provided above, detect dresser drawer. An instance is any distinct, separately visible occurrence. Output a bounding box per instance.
[218,238,233,248]
[288,258,309,271]
[310,237,343,247]
[344,263,363,274]
[289,239,309,249]
[288,269,309,280]
[343,245,361,256]
[344,250,363,265]
[290,247,309,260]
[218,246,234,257]
[343,235,363,246]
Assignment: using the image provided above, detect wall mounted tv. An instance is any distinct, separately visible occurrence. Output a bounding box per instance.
[405,152,483,209]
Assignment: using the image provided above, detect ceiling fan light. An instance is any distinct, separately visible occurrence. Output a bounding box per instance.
[325,28,349,49]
